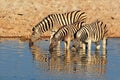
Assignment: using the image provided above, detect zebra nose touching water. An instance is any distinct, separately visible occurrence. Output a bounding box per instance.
[49,21,85,51]
[30,10,86,44]
[72,20,108,55]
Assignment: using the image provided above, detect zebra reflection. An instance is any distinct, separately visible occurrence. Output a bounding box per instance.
[48,48,107,74]
[29,45,47,62]
[29,44,107,75]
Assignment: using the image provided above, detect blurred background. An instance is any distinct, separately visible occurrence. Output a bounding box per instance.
[0,0,120,38]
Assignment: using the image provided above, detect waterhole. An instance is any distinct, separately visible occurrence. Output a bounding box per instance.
[0,38,120,80]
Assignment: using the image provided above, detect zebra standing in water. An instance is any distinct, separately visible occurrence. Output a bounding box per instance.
[30,10,86,44]
[72,20,108,55]
[49,20,85,51]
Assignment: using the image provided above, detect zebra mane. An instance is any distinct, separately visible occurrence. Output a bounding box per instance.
[96,20,108,37]
[52,26,66,39]
[103,24,108,37]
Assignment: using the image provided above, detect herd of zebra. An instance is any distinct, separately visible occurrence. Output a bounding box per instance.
[29,10,108,55]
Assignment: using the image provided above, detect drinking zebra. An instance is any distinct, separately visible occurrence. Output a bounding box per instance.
[49,21,85,51]
[30,10,86,43]
[72,20,108,55]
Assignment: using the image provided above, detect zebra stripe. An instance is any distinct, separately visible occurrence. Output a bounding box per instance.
[49,21,84,51]
[73,20,108,55]
[30,10,86,42]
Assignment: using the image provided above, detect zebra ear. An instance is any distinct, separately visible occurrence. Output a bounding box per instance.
[32,27,35,31]
[96,19,100,23]
[105,24,107,27]
[104,24,107,29]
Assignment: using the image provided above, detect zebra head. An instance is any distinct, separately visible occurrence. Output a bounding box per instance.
[71,39,81,52]
[49,38,59,51]
[30,26,41,43]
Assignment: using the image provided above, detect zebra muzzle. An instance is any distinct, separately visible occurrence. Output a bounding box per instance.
[49,43,56,51]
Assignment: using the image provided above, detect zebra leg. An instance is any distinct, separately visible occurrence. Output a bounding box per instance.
[56,41,60,49]
[82,43,86,50]
[88,39,92,57]
[64,41,70,51]
[81,43,86,54]
[50,30,56,44]
[50,36,52,44]
[64,41,67,50]
[102,37,107,55]
[50,32,53,44]
[80,41,83,48]
[66,40,71,50]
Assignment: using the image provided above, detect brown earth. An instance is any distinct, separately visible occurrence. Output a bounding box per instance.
[0,0,120,39]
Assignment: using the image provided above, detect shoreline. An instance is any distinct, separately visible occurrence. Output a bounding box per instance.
[0,0,120,40]
[0,36,119,42]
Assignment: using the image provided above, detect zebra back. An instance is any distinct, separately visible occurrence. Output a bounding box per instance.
[52,21,83,41]
[76,20,108,42]
[31,10,86,42]
[52,10,86,26]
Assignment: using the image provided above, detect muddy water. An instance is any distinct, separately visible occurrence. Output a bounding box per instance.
[0,38,120,80]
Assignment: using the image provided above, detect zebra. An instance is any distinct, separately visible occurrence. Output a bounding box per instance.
[30,10,86,44]
[49,21,85,51]
[72,20,108,55]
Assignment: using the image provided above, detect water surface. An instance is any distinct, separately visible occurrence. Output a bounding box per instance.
[0,38,120,80]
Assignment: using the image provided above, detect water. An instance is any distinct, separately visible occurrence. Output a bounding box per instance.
[0,38,120,80]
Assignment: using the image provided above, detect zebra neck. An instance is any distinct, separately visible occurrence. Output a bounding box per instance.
[54,30,64,42]
[38,15,55,34]
[51,15,62,31]
[54,34,62,41]
[78,29,88,42]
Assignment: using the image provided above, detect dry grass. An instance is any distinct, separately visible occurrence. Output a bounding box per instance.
[0,0,120,38]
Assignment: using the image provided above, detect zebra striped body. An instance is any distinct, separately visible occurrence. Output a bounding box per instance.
[73,20,108,55]
[49,21,84,51]
[30,10,86,43]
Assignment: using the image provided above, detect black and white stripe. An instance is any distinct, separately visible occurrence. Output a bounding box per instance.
[73,20,108,54]
[30,10,86,42]
[49,21,85,51]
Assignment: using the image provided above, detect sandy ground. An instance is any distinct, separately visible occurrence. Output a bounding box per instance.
[0,0,120,39]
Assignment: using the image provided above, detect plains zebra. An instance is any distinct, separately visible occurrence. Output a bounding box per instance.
[49,21,85,51]
[72,20,108,55]
[30,10,86,43]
